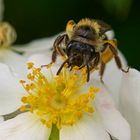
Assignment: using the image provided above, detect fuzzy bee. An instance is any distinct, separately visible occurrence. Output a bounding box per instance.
[44,18,129,82]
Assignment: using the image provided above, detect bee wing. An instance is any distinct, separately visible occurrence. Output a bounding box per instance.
[94,19,112,35]
[94,19,115,39]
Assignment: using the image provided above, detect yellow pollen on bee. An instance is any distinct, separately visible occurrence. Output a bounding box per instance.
[20,63,98,129]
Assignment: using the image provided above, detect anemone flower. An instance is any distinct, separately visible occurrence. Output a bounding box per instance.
[0,52,130,140]
[0,4,136,137]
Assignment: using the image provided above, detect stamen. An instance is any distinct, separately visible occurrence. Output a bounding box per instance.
[20,63,99,129]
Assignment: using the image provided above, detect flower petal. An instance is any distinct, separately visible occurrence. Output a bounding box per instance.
[105,30,115,39]
[0,63,25,115]
[60,114,110,140]
[27,53,52,67]
[0,49,26,77]
[93,81,131,140]
[28,52,62,67]
[119,68,140,140]
[0,112,51,140]
[0,116,4,123]
[11,33,61,57]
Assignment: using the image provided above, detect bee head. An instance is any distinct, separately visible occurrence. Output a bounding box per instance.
[66,41,96,67]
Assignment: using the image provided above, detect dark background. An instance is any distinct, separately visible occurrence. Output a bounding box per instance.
[3,0,140,70]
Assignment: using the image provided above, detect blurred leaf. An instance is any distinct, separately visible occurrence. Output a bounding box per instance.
[0,0,4,21]
[97,0,133,20]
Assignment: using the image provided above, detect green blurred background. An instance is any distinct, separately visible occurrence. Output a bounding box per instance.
[3,0,140,70]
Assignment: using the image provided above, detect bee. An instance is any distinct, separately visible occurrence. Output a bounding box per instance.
[43,18,129,82]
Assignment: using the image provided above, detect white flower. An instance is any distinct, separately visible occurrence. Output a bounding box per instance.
[0,52,130,140]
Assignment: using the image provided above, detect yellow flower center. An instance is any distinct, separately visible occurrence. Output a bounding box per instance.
[20,62,99,129]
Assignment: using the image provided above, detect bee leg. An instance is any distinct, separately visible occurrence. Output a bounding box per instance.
[114,55,129,73]
[54,34,68,60]
[108,132,118,140]
[41,34,68,68]
[86,64,90,82]
[109,45,129,73]
[99,62,106,84]
[41,50,57,68]
[89,53,100,71]
[56,59,69,75]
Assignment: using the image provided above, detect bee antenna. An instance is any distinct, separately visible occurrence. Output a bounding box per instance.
[56,59,69,75]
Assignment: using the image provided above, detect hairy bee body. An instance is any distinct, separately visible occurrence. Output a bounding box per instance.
[66,18,116,64]
[45,18,128,82]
